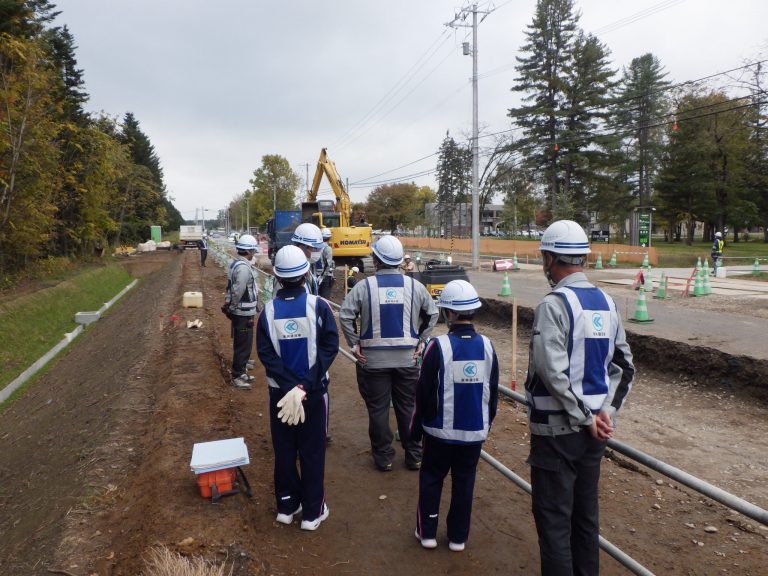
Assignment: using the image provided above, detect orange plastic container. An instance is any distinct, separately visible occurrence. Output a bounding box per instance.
[196,468,236,498]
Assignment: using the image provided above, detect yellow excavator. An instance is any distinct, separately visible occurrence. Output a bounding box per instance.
[304,148,372,270]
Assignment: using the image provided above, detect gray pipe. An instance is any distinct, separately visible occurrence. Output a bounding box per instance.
[480,451,656,576]
[497,385,768,527]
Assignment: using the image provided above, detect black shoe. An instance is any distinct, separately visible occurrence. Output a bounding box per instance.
[406,460,422,471]
[326,435,333,445]
[376,462,393,472]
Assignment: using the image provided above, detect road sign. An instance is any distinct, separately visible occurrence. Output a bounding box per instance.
[639,213,651,247]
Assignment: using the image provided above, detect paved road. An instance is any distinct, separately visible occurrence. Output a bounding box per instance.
[466,264,768,361]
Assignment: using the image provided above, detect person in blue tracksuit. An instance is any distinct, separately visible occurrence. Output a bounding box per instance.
[526,220,634,575]
[411,280,499,552]
[256,245,339,531]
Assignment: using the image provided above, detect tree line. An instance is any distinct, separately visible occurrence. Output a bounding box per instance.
[432,0,768,244]
[0,1,182,278]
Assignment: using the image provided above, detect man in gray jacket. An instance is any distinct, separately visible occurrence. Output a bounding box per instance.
[525,220,634,576]
[222,234,260,390]
[340,235,438,471]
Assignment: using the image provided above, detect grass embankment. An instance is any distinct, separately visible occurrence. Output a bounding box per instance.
[0,264,133,393]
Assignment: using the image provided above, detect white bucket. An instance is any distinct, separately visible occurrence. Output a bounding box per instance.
[716,266,726,278]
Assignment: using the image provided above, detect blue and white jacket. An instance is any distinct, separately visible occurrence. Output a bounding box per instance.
[411,324,499,445]
[525,273,634,436]
[256,287,338,395]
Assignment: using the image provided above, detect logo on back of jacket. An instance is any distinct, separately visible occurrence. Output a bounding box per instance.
[590,312,606,338]
[457,361,481,383]
[282,319,303,339]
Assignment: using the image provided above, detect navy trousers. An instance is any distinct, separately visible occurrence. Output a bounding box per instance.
[528,429,606,576]
[416,434,482,543]
[269,388,327,521]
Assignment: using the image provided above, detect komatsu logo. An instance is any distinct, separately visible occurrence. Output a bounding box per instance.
[340,239,367,245]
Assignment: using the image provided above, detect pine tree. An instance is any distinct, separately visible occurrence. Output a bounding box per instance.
[435,132,470,236]
[560,32,616,224]
[508,0,579,219]
[614,53,670,210]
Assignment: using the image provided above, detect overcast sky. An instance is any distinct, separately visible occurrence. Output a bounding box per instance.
[54,0,768,222]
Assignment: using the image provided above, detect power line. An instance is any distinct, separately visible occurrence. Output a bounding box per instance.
[332,30,453,151]
[592,0,685,36]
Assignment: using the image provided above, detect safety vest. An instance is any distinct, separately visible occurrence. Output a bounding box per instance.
[712,239,724,256]
[422,333,495,444]
[263,292,327,390]
[526,286,618,417]
[227,259,258,312]
[359,274,419,349]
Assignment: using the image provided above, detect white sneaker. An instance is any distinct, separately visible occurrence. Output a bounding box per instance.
[449,541,465,552]
[300,503,329,531]
[242,374,256,382]
[415,530,437,549]
[246,360,255,369]
[275,504,301,525]
[231,375,252,390]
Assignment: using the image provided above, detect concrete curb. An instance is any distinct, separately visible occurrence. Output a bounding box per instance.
[0,278,138,405]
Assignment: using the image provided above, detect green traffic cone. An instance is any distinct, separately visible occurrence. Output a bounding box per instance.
[692,268,705,297]
[629,287,654,323]
[498,271,512,297]
[653,271,669,299]
[696,257,702,271]
[513,252,520,271]
[641,253,649,268]
[595,254,603,269]
[702,262,712,295]
[608,252,617,267]
[754,258,761,276]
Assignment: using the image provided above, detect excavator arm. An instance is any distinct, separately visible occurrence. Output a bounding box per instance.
[309,148,351,227]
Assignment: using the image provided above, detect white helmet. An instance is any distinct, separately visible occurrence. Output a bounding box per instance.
[321,227,332,240]
[715,231,722,238]
[437,280,481,311]
[235,234,258,251]
[273,245,310,278]
[404,254,411,259]
[539,220,591,255]
[291,223,323,248]
[371,235,404,266]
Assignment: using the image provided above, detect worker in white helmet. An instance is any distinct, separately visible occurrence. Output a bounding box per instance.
[711,231,725,275]
[222,234,260,389]
[291,222,324,295]
[411,280,498,552]
[256,245,339,531]
[339,235,438,472]
[526,220,635,575]
[317,227,335,298]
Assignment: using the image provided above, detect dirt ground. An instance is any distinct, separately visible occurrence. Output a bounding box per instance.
[1,250,766,576]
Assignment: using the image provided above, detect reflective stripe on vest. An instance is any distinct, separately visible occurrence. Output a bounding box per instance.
[359,274,419,348]
[526,286,617,415]
[228,260,257,310]
[264,293,324,389]
[422,333,494,443]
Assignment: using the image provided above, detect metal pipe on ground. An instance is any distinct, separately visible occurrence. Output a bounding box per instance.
[479,450,656,576]
[498,385,768,527]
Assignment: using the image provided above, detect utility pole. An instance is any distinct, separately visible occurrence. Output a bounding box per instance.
[246,198,250,233]
[447,3,492,270]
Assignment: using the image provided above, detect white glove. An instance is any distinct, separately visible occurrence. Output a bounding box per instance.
[277,386,306,425]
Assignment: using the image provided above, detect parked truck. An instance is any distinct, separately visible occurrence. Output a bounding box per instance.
[179,225,203,249]
[266,210,302,262]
